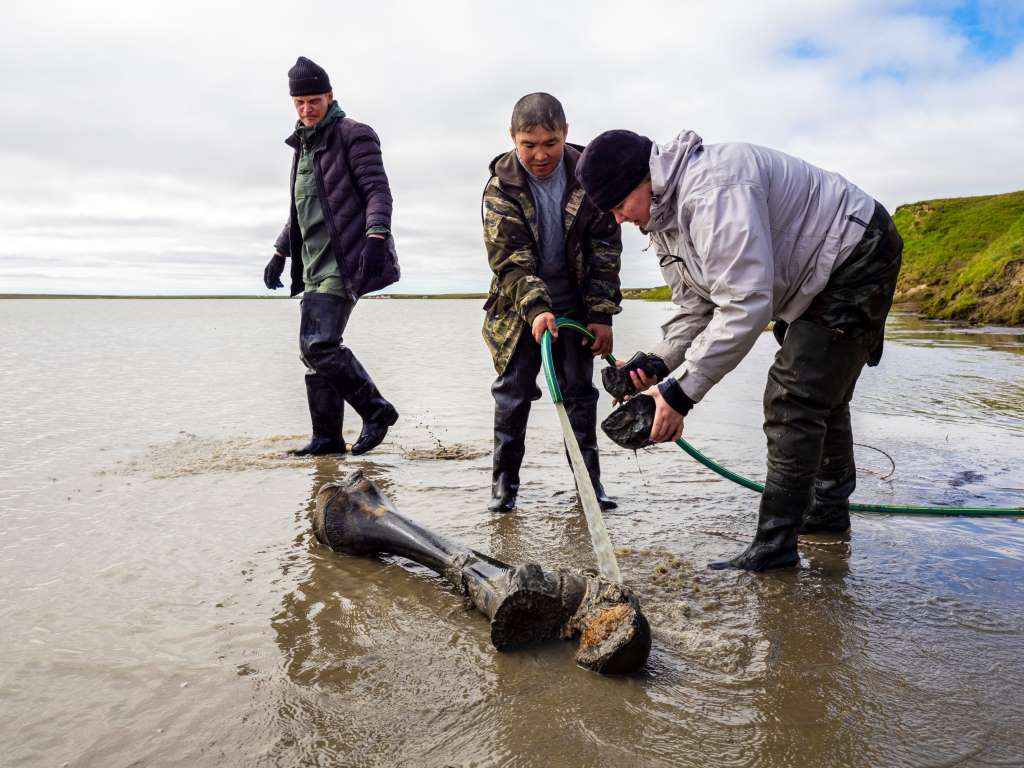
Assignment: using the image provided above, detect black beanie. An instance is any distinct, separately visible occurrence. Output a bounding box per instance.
[288,56,332,96]
[575,130,654,212]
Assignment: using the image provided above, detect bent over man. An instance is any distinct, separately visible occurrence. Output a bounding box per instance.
[576,129,902,571]
[264,56,399,457]
[482,93,623,512]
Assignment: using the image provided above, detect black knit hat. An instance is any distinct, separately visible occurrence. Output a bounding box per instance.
[288,56,332,96]
[575,130,654,212]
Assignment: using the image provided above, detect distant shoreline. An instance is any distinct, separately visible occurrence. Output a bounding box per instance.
[0,288,672,301]
[0,294,289,300]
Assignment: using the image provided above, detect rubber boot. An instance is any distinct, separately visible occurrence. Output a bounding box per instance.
[708,481,805,571]
[292,375,346,456]
[488,347,535,513]
[487,471,519,513]
[801,496,852,535]
[803,462,855,536]
[801,395,856,533]
[487,415,526,513]
[331,351,398,456]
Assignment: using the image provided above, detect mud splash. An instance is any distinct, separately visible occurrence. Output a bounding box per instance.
[616,547,770,678]
[401,421,489,461]
[103,432,356,479]
[400,440,488,461]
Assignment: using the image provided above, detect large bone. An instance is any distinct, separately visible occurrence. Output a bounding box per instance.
[313,470,651,674]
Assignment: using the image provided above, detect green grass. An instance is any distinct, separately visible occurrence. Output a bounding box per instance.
[893,190,1024,325]
[621,286,672,301]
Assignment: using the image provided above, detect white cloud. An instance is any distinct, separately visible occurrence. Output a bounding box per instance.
[0,0,1021,294]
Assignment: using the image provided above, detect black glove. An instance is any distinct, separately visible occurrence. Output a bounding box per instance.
[601,351,667,401]
[263,254,285,290]
[360,236,389,280]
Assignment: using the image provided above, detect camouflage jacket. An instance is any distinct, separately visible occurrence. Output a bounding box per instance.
[481,144,623,374]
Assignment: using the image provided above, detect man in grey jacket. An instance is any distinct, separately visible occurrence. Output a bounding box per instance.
[576,129,902,571]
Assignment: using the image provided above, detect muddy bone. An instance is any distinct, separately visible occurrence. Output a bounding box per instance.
[601,394,656,451]
[313,471,651,674]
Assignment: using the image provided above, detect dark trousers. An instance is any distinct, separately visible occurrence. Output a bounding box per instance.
[764,202,903,524]
[491,321,601,487]
[298,292,391,440]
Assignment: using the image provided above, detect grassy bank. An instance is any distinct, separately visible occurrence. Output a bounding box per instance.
[622,286,671,300]
[893,190,1024,325]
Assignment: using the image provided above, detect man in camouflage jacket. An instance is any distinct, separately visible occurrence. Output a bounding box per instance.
[481,93,622,512]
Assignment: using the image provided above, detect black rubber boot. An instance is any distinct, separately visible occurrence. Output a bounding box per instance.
[800,499,851,534]
[489,336,537,513]
[801,403,855,534]
[593,483,617,512]
[292,375,346,456]
[487,471,519,513]
[298,292,397,457]
[330,353,398,456]
[350,394,398,456]
[488,410,528,513]
[350,408,398,455]
[708,481,806,571]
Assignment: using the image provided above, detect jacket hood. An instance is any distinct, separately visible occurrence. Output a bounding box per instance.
[647,130,704,231]
[489,143,584,190]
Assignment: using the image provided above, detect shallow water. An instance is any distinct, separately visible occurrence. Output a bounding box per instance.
[1,298,1022,768]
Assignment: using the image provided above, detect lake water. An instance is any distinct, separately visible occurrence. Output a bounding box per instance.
[2,298,1023,768]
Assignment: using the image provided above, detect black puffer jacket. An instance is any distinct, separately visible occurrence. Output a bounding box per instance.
[275,116,394,297]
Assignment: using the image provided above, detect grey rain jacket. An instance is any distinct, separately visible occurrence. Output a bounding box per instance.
[646,130,875,403]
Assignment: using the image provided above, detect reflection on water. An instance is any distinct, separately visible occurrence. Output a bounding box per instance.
[885,309,1024,353]
[1,298,1023,767]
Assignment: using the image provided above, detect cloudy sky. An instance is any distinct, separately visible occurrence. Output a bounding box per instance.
[2,0,1023,295]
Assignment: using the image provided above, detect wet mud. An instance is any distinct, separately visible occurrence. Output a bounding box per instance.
[400,441,488,461]
[101,432,351,478]
[3,299,1023,768]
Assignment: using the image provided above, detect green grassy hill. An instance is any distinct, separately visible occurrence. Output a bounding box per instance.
[893,190,1024,325]
[622,286,671,300]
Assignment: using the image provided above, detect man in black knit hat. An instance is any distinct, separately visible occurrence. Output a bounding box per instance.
[576,129,901,571]
[263,56,400,456]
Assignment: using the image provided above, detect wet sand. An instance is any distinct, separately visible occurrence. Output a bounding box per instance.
[1,298,1022,767]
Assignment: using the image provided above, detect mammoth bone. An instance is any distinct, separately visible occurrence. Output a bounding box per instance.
[313,471,651,674]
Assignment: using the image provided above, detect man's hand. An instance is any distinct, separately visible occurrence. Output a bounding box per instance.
[263,254,285,290]
[586,323,613,357]
[643,384,684,443]
[531,311,557,344]
[615,356,659,396]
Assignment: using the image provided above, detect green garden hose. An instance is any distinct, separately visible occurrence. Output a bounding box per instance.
[546,316,1023,518]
